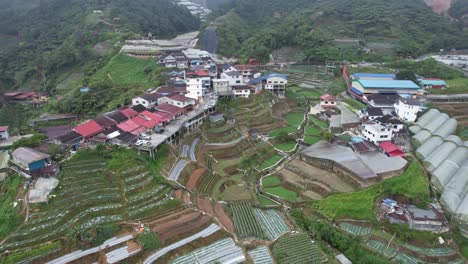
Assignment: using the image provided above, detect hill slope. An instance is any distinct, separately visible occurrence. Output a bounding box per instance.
[206,0,468,62]
[0,0,200,91]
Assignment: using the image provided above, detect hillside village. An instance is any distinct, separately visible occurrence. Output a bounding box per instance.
[2,1,468,264]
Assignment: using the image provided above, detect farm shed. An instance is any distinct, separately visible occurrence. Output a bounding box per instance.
[11,147,51,172]
[379,142,405,157]
[416,136,444,159]
[409,108,440,134]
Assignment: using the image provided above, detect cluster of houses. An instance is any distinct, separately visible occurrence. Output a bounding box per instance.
[157,52,287,99]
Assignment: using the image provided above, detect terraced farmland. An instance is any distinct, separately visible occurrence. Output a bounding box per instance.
[0,149,176,252]
[248,246,274,264]
[272,233,327,264]
[365,240,396,258]
[230,202,265,239]
[171,238,245,264]
[339,222,373,236]
[253,209,289,240]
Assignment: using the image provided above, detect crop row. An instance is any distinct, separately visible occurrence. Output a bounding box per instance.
[248,246,274,264]
[230,202,265,239]
[197,174,219,195]
[253,209,289,240]
[272,233,326,264]
[171,238,245,264]
[125,171,150,183]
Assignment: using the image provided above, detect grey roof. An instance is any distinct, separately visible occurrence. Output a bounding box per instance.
[302,141,407,179]
[409,125,422,134]
[413,130,432,145]
[337,105,360,125]
[424,113,449,133]
[11,147,50,164]
[455,193,468,222]
[366,107,383,116]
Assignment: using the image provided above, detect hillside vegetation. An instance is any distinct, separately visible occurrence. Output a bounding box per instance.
[0,0,199,92]
[207,0,468,62]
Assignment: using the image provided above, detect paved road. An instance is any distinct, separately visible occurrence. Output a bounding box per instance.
[190,138,200,162]
[144,224,221,264]
[47,235,133,264]
[168,160,189,181]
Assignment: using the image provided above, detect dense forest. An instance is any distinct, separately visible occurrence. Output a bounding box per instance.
[0,0,200,92]
[205,0,468,62]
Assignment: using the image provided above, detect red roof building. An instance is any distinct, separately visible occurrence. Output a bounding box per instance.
[155,104,185,116]
[320,94,337,109]
[120,108,138,118]
[74,120,104,138]
[379,141,405,157]
[0,126,9,132]
[117,119,142,133]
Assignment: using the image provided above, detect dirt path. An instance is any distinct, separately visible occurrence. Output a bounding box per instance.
[186,168,206,191]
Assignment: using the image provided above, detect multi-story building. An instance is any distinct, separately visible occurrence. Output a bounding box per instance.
[394,98,420,123]
[362,123,393,144]
[264,74,288,98]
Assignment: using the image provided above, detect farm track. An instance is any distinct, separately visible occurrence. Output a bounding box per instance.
[214,203,234,233]
[186,168,206,191]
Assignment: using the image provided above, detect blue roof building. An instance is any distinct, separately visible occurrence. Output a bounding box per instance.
[352,79,420,95]
[352,73,396,80]
[418,79,447,89]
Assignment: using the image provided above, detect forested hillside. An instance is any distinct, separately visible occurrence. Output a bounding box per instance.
[206,0,468,62]
[0,0,199,92]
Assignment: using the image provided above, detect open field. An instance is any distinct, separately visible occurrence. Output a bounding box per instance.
[268,126,298,138]
[313,162,429,221]
[171,238,245,264]
[0,148,178,252]
[90,54,163,87]
[264,187,298,202]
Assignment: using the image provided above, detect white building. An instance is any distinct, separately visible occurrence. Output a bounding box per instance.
[186,78,203,100]
[265,74,288,98]
[159,94,195,108]
[132,93,161,108]
[320,94,337,109]
[232,85,251,98]
[158,54,177,68]
[394,98,420,123]
[221,71,243,86]
[213,79,231,96]
[362,123,393,144]
[0,126,9,140]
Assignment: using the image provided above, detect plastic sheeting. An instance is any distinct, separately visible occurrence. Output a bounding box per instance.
[413,130,432,145]
[416,136,444,160]
[424,113,449,134]
[415,108,440,128]
[424,136,462,172]
[434,118,458,138]
[441,161,468,214]
[431,147,468,191]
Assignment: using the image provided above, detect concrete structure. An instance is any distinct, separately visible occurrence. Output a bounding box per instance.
[264,74,287,97]
[11,147,51,173]
[394,98,420,123]
[362,123,392,144]
[232,85,251,98]
[221,71,243,86]
[320,94,337,109]
[132,93,161,108]
[186,77,204,100]
[159,94,195,108]
[212,79,230,96]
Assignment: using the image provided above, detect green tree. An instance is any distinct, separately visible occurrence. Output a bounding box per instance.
[136,231,160,250]
[396,70,417,83]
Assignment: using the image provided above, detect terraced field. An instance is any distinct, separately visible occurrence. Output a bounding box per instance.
[339,222,373,236]
[171,238,245,264]
[0,149,176,252]
[248,246,274,264]
[272,233,327,264]
[230,202,289,241]
[230,202,266,239]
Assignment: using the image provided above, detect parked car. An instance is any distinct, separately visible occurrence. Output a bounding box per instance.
[140,133,151,140]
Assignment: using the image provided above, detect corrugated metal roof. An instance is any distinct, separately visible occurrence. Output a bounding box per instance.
[359,80,420,89]
[353,73,396,79]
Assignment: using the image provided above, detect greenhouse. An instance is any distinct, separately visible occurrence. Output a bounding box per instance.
[416,136,444,159]
[431,146,468,191]
[423,135,463,172]
[440,161,468,215]
[434,118,458,138]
